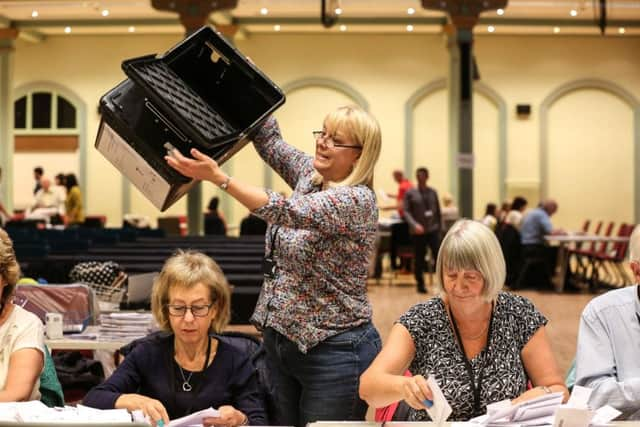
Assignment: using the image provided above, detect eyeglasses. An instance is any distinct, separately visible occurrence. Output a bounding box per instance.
[166,303,213,317]
[312,130,362,150]
[444,270,484,284]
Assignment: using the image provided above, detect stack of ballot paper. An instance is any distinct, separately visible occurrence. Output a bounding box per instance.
[0,401,139,424]
[471,392,564,426]
[98,312,155,341]
[468,385,623,427]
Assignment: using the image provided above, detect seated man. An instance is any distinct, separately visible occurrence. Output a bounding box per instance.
[27,177,65,223]
[518,199,564,289]
[575,224,640,419]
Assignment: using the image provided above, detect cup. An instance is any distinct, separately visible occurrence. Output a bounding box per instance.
[45,312,63,340]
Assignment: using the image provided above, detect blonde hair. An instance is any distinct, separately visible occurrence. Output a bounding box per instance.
[311,105,381,189]
[0,228,21,306]
[435,219,505,302]
[151,250,231,333]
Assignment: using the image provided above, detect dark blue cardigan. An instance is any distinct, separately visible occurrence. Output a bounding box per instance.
[83,334,267,424]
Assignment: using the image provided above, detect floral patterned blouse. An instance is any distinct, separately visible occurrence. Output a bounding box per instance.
[398,292,547,421]
[250,117,378,353]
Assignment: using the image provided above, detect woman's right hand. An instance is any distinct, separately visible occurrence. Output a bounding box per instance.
[401,374,434,410]
[115,393,169,426]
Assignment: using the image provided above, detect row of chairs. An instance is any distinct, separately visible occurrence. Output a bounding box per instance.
[568,220,634,291]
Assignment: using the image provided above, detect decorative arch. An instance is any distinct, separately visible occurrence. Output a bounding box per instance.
[404,78,508,202]
[539,78,640,223]
[12,81,88,207]
[262,77,370,188]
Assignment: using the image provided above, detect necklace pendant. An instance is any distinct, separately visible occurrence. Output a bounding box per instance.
[182,381,192,392]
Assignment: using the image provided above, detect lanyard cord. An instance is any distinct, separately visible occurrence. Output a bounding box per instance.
[448,303,495,416]
[268,225,281,259]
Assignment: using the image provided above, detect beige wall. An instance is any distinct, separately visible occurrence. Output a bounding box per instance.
[10,32,640,230]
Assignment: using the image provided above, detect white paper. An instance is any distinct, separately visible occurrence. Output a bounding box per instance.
[591,405,622,426]
[553,406,594,427]
[566,385,592,409]
[474,392,564,426]
[167,407,220,427]
[426,375,453,427]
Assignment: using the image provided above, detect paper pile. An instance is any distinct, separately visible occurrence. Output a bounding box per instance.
[0,401,135,423]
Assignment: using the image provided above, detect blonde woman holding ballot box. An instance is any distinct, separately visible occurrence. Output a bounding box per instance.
[359,220,569,421]
[166,106,382,427]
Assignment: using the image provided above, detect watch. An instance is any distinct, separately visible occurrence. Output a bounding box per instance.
[220,175,232,191]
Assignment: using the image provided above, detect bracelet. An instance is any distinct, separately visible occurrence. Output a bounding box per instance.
[219,175,232,191]
[541,386,552,394]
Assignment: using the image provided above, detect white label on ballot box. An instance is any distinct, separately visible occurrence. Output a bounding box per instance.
[97,122,171,210]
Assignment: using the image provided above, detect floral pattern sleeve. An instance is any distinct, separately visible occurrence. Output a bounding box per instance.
[252,116,315,190]
[252,185,377,239]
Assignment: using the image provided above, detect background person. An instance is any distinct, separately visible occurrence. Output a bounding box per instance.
[574,224,640,419]
[27,177,65,223]
[403,167,442,294]
[166,105,383,427]
[64,173,84,226]
[83,251,266,426]
[204,196,227,236]
[359,219,568,421]
[0,228,45,402]
[33,167,44,195]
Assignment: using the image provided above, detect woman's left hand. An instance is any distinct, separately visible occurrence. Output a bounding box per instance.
[202,405,247,427]
[165,148,225,185]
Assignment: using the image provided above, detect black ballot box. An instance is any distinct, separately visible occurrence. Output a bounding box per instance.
[95,26,285,211]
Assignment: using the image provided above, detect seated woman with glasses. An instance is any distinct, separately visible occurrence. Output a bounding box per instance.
[166,106,382,427]
[83,251,266,427]
[359,219,569,421]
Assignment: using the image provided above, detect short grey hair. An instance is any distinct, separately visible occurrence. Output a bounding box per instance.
[629,225,640,262]
[435,219,506,302]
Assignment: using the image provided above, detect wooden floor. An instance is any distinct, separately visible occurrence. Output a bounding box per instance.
[367,275,598,376]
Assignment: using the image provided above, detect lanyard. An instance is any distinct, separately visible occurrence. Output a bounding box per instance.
[448,303,495,416]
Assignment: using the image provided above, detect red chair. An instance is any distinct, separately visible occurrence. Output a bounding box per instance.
[588,223,634,290]
[568,220,605,285]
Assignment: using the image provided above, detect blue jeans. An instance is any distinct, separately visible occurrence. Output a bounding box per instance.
[263,323,382,427]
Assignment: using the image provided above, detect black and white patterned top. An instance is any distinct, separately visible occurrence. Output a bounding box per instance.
[398,292,547,421]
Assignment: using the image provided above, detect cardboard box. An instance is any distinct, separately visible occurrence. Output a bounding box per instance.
[95,26,285,211]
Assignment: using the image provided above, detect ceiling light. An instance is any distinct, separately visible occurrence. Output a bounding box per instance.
[274,24,281,31]
[406,25,414,32]
[64,26,72,34]
[618,27,625,34]
[260,7,268,15]
[340,24,347,31]
[407,7,415,15]
[553,26,560,33]
[101,9,109,17]
[570,9,578,17]
[496,8,504,15]
[31,10,39,18]
[128,26,136,33]
[488,25,495,33]
[334,7,343,15]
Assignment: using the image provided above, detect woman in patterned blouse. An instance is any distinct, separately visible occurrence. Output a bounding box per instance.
[166,106,383,427]
[359,219,569,421]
